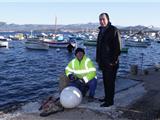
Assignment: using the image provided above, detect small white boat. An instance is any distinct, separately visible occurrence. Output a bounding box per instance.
[0,36,9,48]
[124,37,149,48]
[25,38,49,50]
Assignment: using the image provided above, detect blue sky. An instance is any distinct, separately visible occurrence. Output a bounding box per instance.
[0,0,159,2]
[0,1,160,27]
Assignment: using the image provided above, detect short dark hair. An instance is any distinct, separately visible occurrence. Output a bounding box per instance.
[99,13,110,21]
[75,47,85,55]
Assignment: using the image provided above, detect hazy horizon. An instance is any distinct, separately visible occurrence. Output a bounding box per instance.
[1,22,157,28]
[0,2,160,27]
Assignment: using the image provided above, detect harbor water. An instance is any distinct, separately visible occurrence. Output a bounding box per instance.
[0,39,160,110]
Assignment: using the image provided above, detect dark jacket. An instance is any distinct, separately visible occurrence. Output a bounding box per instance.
[96,23,121,70]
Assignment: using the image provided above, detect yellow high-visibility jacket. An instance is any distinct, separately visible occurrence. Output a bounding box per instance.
[65,55,96,83]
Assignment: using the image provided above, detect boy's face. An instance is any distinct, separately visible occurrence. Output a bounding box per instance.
[76,52,84,61]
[99,14,108,27]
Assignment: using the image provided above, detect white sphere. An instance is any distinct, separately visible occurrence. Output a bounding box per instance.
[60,86,82,108]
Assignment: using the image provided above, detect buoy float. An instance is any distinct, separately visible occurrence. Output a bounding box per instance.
[60,86,82,108]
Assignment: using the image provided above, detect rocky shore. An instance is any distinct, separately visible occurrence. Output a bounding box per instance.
[1,67,160,120]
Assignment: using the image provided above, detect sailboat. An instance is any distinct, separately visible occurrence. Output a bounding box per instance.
[43,16,77,48]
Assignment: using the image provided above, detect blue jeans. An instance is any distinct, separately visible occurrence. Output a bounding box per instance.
[69,78,97,97]
[87,78,97,97]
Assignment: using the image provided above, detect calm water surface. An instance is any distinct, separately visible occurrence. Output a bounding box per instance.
[0,40,159,110]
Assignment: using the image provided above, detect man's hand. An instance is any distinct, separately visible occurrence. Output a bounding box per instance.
[68,74,76,81]
[109,60,118,66]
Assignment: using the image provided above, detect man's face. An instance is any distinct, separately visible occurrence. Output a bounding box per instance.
[76,51,84,61]
[99,14,108,27]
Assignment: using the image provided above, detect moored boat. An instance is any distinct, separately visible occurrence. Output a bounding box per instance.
[0,36,9,48]
[25,38,49,50]
[43,38,77,48]
[84,39,97,46]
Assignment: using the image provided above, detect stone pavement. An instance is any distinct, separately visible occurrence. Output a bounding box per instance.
[119,67,160,119]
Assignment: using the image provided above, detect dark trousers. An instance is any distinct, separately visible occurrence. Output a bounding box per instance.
[102,63,119,104]
[69,78,97,97]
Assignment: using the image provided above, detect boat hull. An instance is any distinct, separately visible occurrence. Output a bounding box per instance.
[0,41,9,48]
[44,41,76,48]
[25,41,49,50]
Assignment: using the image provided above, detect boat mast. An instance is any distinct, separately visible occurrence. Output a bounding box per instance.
[54,16,57,38]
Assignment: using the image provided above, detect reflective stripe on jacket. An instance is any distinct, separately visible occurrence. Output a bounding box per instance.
[65,55,96,83]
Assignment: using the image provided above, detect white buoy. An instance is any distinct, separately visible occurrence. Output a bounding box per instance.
[60,86,82,108]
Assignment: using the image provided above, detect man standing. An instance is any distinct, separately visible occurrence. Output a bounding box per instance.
[96,13,121,107]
